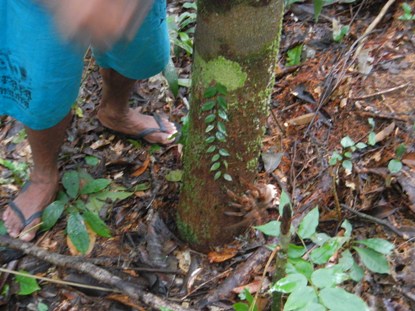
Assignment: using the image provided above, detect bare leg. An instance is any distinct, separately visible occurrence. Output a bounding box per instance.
[2,113,72,241]
[97,68,177,145]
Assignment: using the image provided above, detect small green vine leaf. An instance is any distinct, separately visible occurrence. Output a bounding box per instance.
[205,136,215,144]
[210,162,221,171]
[216,84,227,95]
[217,121,227,134]
[214,171,222,180]
[207,145,217,153]
[219,149,230,156]
[218,109,229,121]
[201,101,216,111]
[212,154,220,162]
[205,114,216,123]
[216,131,226,142]
[206,124,215,133]
[223,160,229,169]
[223,174,232,181]
[204,86,217,98]
[217,97,227,109]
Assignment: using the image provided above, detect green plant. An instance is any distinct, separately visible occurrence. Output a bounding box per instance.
[329,136,367,171]
[15,270,40,295]
[399,3,415,21]
[0,158,29,185]
[388,143,406,174]
[332,19,349,42]
[167,1,197,56]
[286,45,303,67]
[202,83,232,181]
[41,170,133,254]
[248,198,394,311]
[234,288,259,311]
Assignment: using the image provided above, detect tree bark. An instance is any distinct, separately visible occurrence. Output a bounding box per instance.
[177,0,284,251]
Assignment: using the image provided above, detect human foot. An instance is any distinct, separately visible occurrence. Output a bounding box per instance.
[97,107,178,145]
[3,177,58,241]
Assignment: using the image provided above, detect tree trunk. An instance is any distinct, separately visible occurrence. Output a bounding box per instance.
[177,0,284,252]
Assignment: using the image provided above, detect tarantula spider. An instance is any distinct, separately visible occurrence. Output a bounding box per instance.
[224,183,277,219]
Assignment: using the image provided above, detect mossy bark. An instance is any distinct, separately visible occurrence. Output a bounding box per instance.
[177,0,284,252]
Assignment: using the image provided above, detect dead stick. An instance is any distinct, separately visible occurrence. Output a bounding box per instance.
[350,83,410,100]
[340,204,408,239]
[0,236,195,311]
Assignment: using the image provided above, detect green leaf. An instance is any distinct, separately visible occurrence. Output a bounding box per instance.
[217,97,228,110]
[15,271,40,295]
[287,244,307,259]
[165,170,183,182]
[215,131,226,142]
[356,142,367,149]
[355,238,394,255]
[0,220,7,235]
[210,162,221,171]
[388,159,402,174]
[350,261,365,282]
[353,247,390,274]
[219,149,230,157]
[344,151,352,159]
[310,238,342,264]
[205,124,215,133]
[223,173,232,181]
[204,86,217,98]
[333,25,349,42]
[85,156,99,166]
[320,287,369,311]
[396,144,407,158]
[211,154,220,162]
[287,258,314,279]
[214,171,222,180]
[342,160,353,171]
[41,200,65,231]
[338,249,354,271]
[311,267,348,288]
[82,209,111,238]
[216,84,227,95]
[284,286,318,310]
[233,302,249,311]
[341,136,355,148]
[133,183,151,191]
[279,190,291,216]
[286,44,303,67]
[254,220,281,237]
[217,121,227,134]
[218,109,229,121]
[313,0,324,22]
[341,219,352,238]
[223,160,229,169]
[204,114,216,124]
[271,273,308,293]
[298,207,319,239]
[329,151,343,165]
[94,191,133,202]
[62,171,80,199]
[205,136,215,144]
[37,302,49,311]
[299,303,326,311]
[201,101,216,111]
[311,232,330,246]
[368,118,375,128]
[162,58,179,97]
[207,145,216,153]
[80,179,111,195]
[368,132,376,146]
[67,212,90,254]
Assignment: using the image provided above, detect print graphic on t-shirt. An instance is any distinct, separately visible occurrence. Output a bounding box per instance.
[0,50,32,109]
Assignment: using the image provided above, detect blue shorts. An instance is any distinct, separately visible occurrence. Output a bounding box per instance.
[0,0,170,130]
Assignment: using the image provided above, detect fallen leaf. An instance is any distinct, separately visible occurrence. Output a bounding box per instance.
[284,113,316,127]
[397,168,415,213]
[403,153,415,169]
[208,247,238,263]
[131,154,150,177]
[375,122,395,143]
[232,277,271,294]
[107,294,145,310]
[262,151,283,173]
[67,224,96,256]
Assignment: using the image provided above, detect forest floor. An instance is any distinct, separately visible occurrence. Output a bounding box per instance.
[0,0,414,310]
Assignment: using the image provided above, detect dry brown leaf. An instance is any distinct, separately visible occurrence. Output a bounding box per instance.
[284,113,316,127]
[208,247,238,263]
[232,277,271,294]
[131,154,150,177]
[403,153,415,169]
[375,122,395,143]
[106,294,145,310]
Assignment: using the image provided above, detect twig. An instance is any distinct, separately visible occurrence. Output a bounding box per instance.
[353,0,396,59]
[350,83,410,100]
[340,204,408,239]
[0,236,195,311]
[353,111,410,122]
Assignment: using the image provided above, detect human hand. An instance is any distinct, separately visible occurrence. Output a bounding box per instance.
[40,0,154,50]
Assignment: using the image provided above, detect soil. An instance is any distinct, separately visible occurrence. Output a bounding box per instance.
[0,0,414,310]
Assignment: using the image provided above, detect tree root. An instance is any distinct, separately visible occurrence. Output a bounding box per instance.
[0,235,196,311]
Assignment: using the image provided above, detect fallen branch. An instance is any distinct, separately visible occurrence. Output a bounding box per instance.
[0,235,195,311]
[340,204,409,239]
